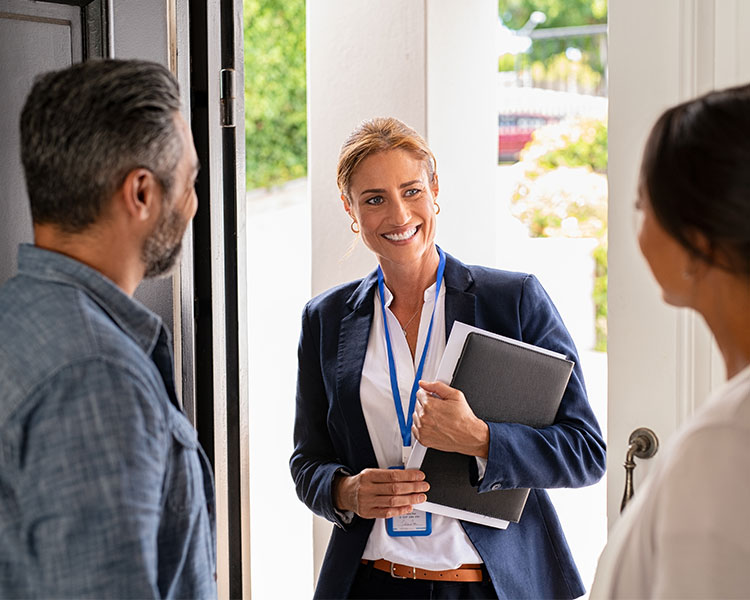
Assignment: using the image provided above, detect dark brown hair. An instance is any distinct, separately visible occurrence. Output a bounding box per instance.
[640,83,750,275]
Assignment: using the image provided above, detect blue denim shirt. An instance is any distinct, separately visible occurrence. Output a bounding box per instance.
[0,245,217,599]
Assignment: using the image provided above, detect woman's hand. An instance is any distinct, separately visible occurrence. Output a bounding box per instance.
[333,468,429,519]
[412,380,490,458]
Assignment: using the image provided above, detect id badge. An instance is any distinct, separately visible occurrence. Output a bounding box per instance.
[386,509,432,537]
[386,465,432,537]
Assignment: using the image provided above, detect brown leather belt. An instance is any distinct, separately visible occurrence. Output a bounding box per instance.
[361,559,484,582]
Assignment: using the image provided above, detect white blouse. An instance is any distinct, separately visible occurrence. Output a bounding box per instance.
[359,278,483,570]
[590,364,750,598]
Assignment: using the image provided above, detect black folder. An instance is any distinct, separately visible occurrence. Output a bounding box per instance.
[420,331,574,523]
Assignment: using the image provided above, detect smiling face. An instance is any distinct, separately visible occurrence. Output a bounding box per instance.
[344,149,439,272]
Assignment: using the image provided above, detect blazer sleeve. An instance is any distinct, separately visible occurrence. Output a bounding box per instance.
[478,274,606,492]
[289,303,352,529]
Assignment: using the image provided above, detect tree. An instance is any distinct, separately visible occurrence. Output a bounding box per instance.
[244,0,306,190]
[498,0,607,79]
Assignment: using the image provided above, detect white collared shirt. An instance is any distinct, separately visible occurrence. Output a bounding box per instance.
[359,278,483,570]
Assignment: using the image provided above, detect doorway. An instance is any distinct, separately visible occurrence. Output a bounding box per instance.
[495,1,608,591]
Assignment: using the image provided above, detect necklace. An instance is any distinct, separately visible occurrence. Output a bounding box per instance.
[401,303,423,335]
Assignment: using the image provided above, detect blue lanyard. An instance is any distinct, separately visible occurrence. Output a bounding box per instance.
[377,246,446,449]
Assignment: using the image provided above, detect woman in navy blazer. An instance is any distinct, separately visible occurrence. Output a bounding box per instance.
[290,117,606,599]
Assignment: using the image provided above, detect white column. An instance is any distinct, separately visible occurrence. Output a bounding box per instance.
[308,0,428,296]
[426,1,497,267]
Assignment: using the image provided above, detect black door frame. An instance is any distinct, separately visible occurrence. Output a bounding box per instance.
[189,0,246,597]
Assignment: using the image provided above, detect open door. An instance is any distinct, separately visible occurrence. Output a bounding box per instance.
[1,0,249,596]
[607,0,750,527]
[189,0,249,597]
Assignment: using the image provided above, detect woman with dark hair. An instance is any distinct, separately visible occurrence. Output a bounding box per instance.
[591,84,750,597]
[290,116,606,599]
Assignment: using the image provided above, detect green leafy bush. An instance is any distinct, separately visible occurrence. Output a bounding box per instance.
[243,0,307,190]
[537,117,607,172]
[509,117,608,350]
[592,240,608,352]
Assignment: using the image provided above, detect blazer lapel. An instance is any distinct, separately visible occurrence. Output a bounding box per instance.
[443,251,476,337]
[336,271,379,471]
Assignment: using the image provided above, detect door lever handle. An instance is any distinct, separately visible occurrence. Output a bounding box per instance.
[620,427,659,512]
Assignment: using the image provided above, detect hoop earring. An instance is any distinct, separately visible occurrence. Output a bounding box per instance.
[434,202,441,215]
[350,220,360,234]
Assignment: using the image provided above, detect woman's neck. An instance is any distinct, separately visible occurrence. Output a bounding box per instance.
[380,247,441,307]
[695,272,750,379]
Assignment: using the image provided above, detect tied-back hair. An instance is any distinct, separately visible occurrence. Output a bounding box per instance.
[641,83,750,276]
[336,117,436,202]
[20,59,182,233]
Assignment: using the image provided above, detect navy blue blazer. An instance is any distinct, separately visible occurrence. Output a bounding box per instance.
[290,252,606,599]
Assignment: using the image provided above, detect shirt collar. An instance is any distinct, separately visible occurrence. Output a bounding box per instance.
[379,279,443,308]
[16,244,163,356]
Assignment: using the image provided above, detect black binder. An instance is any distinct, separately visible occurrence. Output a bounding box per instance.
[420,331,574,523]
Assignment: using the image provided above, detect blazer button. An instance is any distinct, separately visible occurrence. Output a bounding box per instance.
[491,484,501,491]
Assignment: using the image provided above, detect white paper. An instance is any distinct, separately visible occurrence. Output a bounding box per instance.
[412,499,510,529]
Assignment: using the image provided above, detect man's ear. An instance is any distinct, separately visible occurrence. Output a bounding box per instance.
[120,168,162,222]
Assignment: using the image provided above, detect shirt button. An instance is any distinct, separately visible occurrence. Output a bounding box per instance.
[491,484,501,491]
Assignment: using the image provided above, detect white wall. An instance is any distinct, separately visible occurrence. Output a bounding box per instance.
[307,0,496,585]
[308,1,428,296]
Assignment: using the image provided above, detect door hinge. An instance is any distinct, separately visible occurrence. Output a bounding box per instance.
[220,68,236,128]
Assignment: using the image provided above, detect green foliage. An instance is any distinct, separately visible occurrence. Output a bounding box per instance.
[243,0,307,190]
[527,53,603,95]
[538,118,607,172]
[592,240,608,351]
[498,53,516,72]
[509,116,608,351]
[498,0,607,78]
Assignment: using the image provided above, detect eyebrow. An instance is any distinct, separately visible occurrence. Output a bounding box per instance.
[360,180,422,195]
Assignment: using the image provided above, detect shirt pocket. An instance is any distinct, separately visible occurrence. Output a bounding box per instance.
[165,410,202,514]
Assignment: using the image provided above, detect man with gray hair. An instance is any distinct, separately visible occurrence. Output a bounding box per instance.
[0,59,216,598]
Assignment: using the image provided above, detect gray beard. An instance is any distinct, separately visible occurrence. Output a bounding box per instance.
[142,206,185,279]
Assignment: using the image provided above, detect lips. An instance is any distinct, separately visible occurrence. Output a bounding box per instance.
[383,225,419,242]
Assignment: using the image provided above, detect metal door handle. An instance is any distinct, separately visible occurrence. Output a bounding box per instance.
[620,427,659,512]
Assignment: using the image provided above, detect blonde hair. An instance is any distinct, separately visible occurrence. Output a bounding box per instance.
[336,117,436,202]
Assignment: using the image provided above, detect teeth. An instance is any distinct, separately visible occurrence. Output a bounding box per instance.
[384,227,417,241]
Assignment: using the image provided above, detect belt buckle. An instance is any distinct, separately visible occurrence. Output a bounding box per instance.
[389,562,415,580]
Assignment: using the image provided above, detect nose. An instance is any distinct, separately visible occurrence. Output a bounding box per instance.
[389,196,410,225]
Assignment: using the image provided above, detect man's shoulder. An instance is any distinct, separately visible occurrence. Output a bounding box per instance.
[0,273,143,359]
[0,275,153,420]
